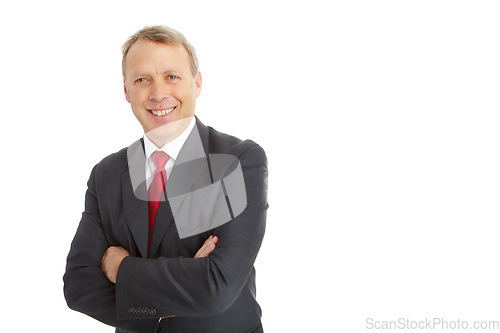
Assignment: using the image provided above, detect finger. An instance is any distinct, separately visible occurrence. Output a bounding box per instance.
[195,236,217,258]
[203,243,216,257]
[101,247,111,267]
[194,244,206,259]
[195,243,213,258]
[201,236,215,249]
[199,240,217,257]
[197,237,211,253]
[194,235,219,258]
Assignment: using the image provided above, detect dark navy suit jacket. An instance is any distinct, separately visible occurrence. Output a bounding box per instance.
[63,118,268,333]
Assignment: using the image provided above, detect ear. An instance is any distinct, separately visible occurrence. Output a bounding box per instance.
[194,72,202,98]
[123,79,130,103]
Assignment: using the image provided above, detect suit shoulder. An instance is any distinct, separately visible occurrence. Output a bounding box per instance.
[93,145,130,176]
[207,126,267,167]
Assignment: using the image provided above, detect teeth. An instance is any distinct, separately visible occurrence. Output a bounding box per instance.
[151,107,175,116]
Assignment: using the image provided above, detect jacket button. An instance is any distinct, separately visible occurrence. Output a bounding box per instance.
[149,308,157,316]
[142,307,149,315]
[128,307,136,315]
[136,307,143,315]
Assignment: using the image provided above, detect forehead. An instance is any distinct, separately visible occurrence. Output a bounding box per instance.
[124,40,191,75]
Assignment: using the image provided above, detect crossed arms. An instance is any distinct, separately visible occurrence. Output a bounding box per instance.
[100,235,219,284]
[63,141,268,332]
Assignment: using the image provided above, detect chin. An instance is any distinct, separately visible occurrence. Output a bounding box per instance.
[146,117,191,142]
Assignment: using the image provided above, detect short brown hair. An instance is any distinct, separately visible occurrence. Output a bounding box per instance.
[121,25,199,77]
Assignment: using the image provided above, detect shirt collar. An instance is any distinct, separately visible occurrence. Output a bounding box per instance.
[143,116,196,161]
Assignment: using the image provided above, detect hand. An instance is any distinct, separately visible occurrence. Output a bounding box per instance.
[194,235,218,258]
[101,246,130,283]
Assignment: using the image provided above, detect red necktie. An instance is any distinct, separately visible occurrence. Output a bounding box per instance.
[148,150,169,254]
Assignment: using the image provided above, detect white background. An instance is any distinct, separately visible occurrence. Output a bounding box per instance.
[1,1,500,332]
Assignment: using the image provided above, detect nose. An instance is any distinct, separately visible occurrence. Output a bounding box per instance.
[149,81,170,102]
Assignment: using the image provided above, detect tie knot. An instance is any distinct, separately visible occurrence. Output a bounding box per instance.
[151,150,169,169]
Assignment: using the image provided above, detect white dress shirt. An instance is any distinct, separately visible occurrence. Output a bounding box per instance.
[143,117,196,189]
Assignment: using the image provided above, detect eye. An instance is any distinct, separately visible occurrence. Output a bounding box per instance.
[167,75,179,80]
[135,78,149,84]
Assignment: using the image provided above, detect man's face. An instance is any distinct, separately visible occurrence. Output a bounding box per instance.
[123,40,202,138]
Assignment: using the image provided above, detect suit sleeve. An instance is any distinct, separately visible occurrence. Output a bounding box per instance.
[63,165,158,332]
[115,142,268,318]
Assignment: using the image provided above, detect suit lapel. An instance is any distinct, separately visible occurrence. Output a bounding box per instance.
[121,173,149,258]
[121,139,149,258]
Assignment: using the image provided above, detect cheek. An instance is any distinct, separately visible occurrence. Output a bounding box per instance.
[176,86,196,103]
[128,90,147,105]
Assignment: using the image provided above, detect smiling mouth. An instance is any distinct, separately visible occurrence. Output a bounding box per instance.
[148,106,176,116]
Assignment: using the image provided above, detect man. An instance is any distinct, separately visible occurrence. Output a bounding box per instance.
[63,25,268,333]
